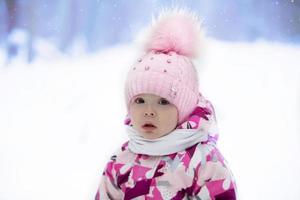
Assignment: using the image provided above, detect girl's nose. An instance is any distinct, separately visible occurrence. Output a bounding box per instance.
[144,112,156,117]
[144,106,156,118]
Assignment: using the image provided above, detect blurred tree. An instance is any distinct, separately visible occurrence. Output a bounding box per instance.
[4,0,18,62]
[27,0,36,63]
[60,0,85,52]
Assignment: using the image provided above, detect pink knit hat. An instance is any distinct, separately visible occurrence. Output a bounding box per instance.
[125,9,204,124]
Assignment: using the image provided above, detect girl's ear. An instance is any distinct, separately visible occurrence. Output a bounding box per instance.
[128,108,131,116]
[128,105,134,118]
[128,98,134,113]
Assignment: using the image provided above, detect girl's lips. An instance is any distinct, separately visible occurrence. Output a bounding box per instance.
[142,126,157,131]
[142,123,157,131]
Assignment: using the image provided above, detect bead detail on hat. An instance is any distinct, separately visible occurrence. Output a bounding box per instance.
[169,86,177,99]
[145,66,150,71]
[167,59,172,63]
[163,69,167,73]
[138,58,142,62]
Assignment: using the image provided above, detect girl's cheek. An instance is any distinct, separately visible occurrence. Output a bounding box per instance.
[129,106,142,118]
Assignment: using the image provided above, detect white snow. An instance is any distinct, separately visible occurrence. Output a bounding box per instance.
[0,39,299,200]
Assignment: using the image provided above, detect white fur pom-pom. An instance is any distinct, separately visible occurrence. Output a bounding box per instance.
[143,8,204,59]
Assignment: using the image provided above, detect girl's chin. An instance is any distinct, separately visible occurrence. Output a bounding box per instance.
[140,132,159,139]
[140,132,169,140]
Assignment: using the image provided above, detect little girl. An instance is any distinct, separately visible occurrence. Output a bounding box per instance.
[95,9,237,200]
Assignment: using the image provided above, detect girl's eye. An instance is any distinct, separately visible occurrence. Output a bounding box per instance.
[159,98,170,105]
[135,97,145,104]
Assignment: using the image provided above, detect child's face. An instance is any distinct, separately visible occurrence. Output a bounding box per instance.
[129,93,178,139]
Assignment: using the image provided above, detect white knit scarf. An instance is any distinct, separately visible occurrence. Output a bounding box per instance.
[126,125,209,156]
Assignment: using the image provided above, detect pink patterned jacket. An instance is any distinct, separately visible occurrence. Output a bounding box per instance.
[95,96,237,199]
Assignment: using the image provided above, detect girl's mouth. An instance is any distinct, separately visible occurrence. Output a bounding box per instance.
[142,123,157,131]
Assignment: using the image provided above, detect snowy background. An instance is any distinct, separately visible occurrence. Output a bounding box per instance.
[1,1,300,200]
